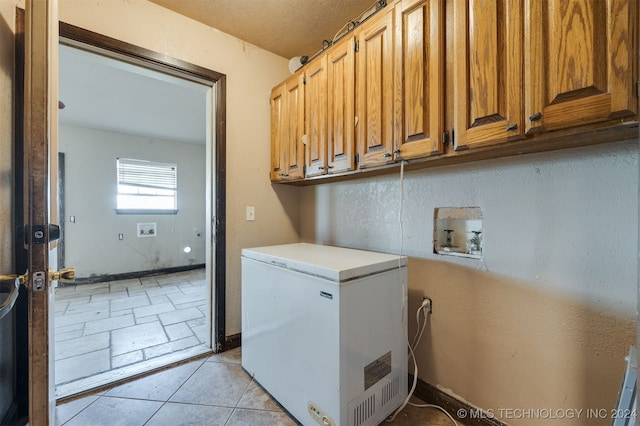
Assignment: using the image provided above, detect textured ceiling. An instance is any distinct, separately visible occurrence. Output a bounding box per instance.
[59,1,380,142]
[148,0,379,58]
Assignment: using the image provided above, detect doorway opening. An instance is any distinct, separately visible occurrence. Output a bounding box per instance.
[52,23,227,398]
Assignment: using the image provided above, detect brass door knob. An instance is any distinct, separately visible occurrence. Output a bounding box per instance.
[49,267,75,282]
[0,273,27,286]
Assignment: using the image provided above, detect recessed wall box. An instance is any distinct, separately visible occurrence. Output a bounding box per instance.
[137,222,157,238]
[434,207,483,259]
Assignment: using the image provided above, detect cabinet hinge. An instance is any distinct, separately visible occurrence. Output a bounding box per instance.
[303,165,307,175]
[442,130,449,146]
[451,129,455,146]
[303,76,306,85]
[355,41,359,53]
[636,81,639,97]
[355,153,359,167]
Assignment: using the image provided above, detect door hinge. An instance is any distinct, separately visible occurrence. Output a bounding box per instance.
[355,41,359,53]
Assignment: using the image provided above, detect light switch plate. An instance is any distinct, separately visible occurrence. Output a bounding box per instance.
[246,206,255,221]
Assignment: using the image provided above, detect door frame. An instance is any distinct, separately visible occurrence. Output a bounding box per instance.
[14,10,228,420]
[54,21,229,354]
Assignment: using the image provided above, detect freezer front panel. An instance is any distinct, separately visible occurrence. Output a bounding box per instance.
[242,243,408,426]
[242,257,342,424]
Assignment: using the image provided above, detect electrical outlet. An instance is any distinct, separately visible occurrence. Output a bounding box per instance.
[422,296,433,314]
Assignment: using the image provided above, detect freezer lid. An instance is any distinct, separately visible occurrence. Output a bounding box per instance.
[241,243,407,282]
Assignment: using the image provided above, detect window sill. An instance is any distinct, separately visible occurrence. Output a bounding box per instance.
[115,209,178,215]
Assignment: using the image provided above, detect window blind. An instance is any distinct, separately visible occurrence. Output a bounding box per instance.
[117,158,177,190]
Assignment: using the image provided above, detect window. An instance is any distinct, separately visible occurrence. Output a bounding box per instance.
[116,158,178,214]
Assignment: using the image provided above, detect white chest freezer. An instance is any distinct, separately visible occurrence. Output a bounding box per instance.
[241,243,408,426]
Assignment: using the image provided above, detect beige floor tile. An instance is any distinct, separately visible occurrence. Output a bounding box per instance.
[144,336,203,359]
[83,313,135,335]
[169,362,251,407]
[111,321,168,355]
[106,360,203,401]
[64,299,110,315]
[55,332,109,360]
[166,291,206,306]
[158,306,203,326]
[146,402,232,426]
[207,346,241,364]
[165,322,194,340]
[56,394,100,425]
[133,301,175,319]
[112,350,144,369]
[226,408,300,426]
[110,293,150,311]
[237,380,284,412]
[55,309,109,328]
[55,329,84,342]
[55,349,111,384]
[55,270,211,393]
[62,396,162,426]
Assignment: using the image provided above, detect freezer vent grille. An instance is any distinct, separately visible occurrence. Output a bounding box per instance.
[352,394,376,426]
[382,376,400,406]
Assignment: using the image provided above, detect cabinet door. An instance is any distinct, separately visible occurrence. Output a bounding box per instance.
[327,36,356,174]
[304,56,328,177]
[394,0,444,160]
[270,84,286,182]
[284,73,305,180]
[525,0,637,134]
[357,7,395,169]
[453,0,524,150]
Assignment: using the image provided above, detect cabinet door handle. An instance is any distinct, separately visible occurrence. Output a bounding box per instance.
[384,153,392,158]
[506,123,518,131]
[529,112,543,122]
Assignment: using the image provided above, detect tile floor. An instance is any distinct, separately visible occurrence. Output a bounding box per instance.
[56,347,459,426]
[54,269,210,397]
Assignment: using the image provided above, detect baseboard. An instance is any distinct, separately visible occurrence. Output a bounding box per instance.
[65,264,205,285]
[225,333,241,350]
[411,375,508,426]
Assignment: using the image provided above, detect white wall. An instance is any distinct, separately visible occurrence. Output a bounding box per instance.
[300,139,638,425]
[59,125,206,278]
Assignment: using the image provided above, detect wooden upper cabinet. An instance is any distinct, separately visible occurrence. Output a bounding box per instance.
[284,73,305,180]
[270,72,305,182]
[327,36,356,174]
[270,84,285,181]
[394,0,444,160]
[304,55,328,178]
[524,0,638,134]
[453,0,524,150]
[357,6,395,169]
